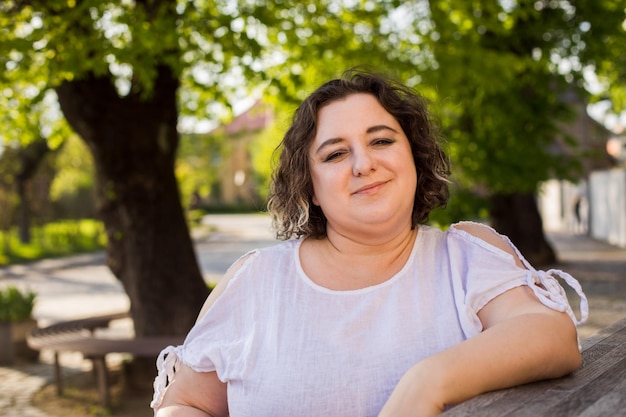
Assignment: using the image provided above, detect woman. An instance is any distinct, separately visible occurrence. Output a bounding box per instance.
[152,69,587,417]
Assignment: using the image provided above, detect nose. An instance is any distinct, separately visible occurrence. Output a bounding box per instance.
[352,148,377,177]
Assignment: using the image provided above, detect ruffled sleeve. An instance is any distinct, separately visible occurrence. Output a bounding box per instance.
[151,345,181,411]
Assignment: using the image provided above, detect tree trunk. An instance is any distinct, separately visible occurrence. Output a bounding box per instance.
[56,67,208,338]
[489,192,556,266]
[16,180,31,244]
[15,138,50,244]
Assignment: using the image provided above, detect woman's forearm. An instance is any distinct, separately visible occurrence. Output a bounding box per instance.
[435,312,579,405]
[156,405,214,417]
[154,364,229,417]
[379,310,580,417]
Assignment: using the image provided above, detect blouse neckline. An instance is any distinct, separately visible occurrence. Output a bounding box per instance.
[293,226,427,294]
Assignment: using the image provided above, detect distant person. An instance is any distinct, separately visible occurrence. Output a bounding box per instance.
[151,69,588,417]
[573,195,582,232]
[572,186,588,234]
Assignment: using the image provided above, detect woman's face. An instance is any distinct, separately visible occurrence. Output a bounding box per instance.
[308,93,417,237]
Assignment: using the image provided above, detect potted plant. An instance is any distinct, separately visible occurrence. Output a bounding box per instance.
[0,285,38,364]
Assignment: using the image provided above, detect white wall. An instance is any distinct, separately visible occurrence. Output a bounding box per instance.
[539,170,626,247]
[539,179,588,234]
[589,169,626,247]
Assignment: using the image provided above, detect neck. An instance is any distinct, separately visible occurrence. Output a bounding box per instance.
[325,221,417,256]
[301,225,419,290]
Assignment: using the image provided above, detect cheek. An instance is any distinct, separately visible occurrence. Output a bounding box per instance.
[405,153,418,182]
[309,168,336,207]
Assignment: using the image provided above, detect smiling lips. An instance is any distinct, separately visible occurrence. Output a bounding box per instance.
[353,181,389,195]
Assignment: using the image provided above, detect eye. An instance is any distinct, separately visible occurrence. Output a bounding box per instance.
[372,138,395,146]
[323,150,346,162]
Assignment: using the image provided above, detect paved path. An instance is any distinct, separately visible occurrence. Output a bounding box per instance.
[544,230,626,339]
[0,216,624,416]
[0,214,277,326]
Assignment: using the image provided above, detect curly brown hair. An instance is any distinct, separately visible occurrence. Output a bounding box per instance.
[267,69,450,240]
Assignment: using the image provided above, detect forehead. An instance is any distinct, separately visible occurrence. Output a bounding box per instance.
[314,94,399,136]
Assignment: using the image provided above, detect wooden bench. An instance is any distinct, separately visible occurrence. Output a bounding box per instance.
[444,316,626,416]
[27,312,184,408]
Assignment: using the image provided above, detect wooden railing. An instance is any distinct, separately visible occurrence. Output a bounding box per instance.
[444,316,626,416]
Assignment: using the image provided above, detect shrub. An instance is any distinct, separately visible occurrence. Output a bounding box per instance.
[0,286,36,322]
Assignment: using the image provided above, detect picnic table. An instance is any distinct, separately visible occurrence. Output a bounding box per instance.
[444,316,626,416]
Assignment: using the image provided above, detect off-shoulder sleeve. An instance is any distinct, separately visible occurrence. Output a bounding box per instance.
[150,249,261,412]
[447,222,588,338]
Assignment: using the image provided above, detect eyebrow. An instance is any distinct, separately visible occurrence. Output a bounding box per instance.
[314,124,399,154]
[367,124,399,134]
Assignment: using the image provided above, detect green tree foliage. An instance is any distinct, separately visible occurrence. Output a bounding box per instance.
[49,133,96,219]
[0,138,59,243]
[0,152,19,235]
[0,0,624,338]
[250,113,284,201]
[388,0,626,193]
[575,0,626,114]
[176,130,226,208]
[383,1,626,263]
[0,36,72,241]
[0,0,404,342]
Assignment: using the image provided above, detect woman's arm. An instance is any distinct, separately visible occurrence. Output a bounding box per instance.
[379,287,580,417]
[156,363,228,417]
[378,223,581,417]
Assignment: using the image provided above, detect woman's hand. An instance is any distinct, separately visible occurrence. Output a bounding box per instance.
[377,360,445,417]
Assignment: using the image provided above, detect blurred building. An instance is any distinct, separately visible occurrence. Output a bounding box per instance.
[185,101,274,209]
[539,89,626,246]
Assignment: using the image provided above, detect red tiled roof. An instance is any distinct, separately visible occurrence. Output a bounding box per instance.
[224,101,273,135]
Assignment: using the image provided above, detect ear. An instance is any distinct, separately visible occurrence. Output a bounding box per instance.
[311,192,320,206]
[309,184,320,206]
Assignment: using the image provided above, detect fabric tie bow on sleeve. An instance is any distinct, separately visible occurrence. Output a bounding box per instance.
[527,269,589,326]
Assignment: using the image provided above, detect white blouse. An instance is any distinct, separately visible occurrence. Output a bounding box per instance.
[152,222,587,416]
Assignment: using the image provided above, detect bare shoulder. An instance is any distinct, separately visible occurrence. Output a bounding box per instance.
[196,251,256,321]
[452,222,525,268]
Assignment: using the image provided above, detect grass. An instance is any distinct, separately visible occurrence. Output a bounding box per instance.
[0,219,106,265]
